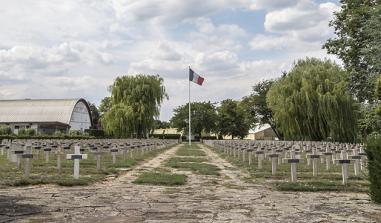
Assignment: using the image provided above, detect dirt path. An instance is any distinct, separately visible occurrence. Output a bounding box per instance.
[0,143,380,223]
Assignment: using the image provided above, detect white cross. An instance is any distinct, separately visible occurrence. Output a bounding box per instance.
[66,145,88,179]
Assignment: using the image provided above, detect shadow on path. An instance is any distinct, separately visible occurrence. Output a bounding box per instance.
[0,195,45,222]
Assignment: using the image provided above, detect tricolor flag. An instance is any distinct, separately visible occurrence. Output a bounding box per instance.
[189,68,205,86]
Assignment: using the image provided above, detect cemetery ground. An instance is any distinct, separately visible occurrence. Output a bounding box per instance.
[0,143,381,222]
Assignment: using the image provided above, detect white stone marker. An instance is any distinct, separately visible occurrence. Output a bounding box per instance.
[22,153,33,178]
[256,150,265,169]
[284,150,300,182]
[44,148,52,163]
[335,150,351,185]
[269,148,279,176]
[349,149,361,176]
[307,148,321,177]
[66,145,88,179]
[323,148,333,171]
[110,148,118,164]
[14,150,24,169]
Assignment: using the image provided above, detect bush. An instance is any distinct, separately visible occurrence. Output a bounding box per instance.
[0,125,11,135]
[85,129,105,137]
[150,134,181,139]
[366,135,381,203]
[18,128,36,136]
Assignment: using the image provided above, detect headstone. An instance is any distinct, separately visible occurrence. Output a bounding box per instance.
[22,153,33,178]
[44,148,52,163]
[256,150,264,169]
[307,148,321,177]
[335,150,351,185]
[269,148,279,176]
[66,145,88,179]
[110,148,118,164]
[284,149,300,182]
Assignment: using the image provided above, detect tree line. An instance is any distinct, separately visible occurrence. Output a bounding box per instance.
[96,0,380,143]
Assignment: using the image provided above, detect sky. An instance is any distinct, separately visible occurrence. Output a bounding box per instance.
[0,0,341,121]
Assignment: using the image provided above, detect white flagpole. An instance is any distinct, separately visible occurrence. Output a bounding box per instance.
[188,66,191,146]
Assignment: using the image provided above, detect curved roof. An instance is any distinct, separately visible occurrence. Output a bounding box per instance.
[0,98,92,125]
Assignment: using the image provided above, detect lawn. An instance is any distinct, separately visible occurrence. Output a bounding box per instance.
[0,146,172,187]
[175,144,206,156]
[133,171,187,186]
[210,145,369,192]
[166,144,220,175]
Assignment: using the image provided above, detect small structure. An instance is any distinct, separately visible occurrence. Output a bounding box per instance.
[0,98,92,134]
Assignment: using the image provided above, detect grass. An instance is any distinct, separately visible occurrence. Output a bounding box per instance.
[175,144,206,156]
[0,145,172,187]
[275,180,369,192]
[208,145,369,192]
[165,157,220,176]
[133,171,187,186]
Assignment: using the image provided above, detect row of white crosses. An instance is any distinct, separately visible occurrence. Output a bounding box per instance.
[204,140,367,185]
[0,139,178,179]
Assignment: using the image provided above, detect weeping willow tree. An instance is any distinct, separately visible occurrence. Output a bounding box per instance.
[102,74,167,138]
[267,58,358,142]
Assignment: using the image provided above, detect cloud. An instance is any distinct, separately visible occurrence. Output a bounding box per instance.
[0,0,340,121]
[250,0,339,52]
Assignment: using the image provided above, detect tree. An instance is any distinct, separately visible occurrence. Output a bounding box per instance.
[153,120,171,129]
[241,80,283,139]
[170,102,217,137]
[102,74,167,138]
[323,0,380,102]
[267,58,358,142]
[99,97,112,116]
[88,102,100,128]
[217,99,251,139]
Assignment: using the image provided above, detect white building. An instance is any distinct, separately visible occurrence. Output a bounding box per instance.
[0,98,92,134]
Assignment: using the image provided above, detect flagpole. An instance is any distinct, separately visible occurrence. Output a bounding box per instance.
[188,66,191,146]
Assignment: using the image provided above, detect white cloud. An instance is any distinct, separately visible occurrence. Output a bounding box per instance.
[0,0,340,121]
[250,0,339,52]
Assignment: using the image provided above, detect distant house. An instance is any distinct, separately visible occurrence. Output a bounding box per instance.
[0,98,92,135]
[249,124,277,140]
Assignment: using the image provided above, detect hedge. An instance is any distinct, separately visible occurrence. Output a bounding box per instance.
[366,135,381,203]
[0,135,95,140]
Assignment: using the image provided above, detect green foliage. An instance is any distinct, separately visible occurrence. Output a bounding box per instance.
[69,130,86,136]
[217,99,251,139]
[133,172,187,186]
[150,134,181,139]
[88,101,100,127]
[0,125,11,135]
[102,74,167,138]
[267,58,358,142]
[324,0,380,102]
[366,135,381,203]
[85,129,105,137]
[18,128,36,136]
[170,101,217,137]
[98,96,112,116]
[242,80,283,139]
[153,120,171,130]
[358,104,381,140]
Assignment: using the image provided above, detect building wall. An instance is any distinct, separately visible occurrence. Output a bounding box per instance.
[69,101,92,131]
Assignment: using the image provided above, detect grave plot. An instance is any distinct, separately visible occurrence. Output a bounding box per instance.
[204,140,369,192]
[0,139,178,186]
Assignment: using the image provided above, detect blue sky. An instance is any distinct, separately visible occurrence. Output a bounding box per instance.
[0,0,341,121]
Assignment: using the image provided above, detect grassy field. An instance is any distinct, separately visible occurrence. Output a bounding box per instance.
[175,144,206,156]
[166,144,220,176]
[133,171,187,186]
[0,146,171,187]
[211,146,369,192]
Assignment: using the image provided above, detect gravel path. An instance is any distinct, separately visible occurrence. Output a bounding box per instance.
[0,143,380,223]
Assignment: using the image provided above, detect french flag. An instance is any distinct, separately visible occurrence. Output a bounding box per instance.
[189,68,205,86]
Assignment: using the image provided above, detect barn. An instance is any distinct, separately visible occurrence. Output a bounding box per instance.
[0,98,92,135]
